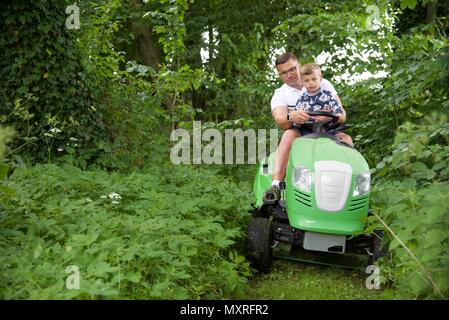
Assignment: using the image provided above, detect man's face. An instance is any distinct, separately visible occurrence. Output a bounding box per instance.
[277,58,301,87]
[302,70,322,94]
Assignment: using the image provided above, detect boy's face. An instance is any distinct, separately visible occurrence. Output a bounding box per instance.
[302,70,322,94]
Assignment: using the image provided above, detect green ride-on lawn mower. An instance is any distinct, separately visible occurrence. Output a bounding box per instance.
[246,111,384,272]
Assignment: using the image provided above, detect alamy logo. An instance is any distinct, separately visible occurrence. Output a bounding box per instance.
[366,5,381,31]
[170,121,279,165]
[65,265,80,290]
[365,265,380,290]
[65,4,80,30]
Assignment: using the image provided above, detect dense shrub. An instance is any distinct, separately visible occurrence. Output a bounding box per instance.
[371,116,449,299]
[0,0,112,164]
[0,163,252,299]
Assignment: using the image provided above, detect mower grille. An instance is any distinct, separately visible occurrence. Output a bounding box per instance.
[294,189,312,207]
[348,195,368,211]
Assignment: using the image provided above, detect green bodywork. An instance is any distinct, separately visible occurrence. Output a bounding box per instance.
[253,136,370,236]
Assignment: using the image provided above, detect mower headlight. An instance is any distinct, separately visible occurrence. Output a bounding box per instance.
[353,173,370,197]
[293,167,313,193]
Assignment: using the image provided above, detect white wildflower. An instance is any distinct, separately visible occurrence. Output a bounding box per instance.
[70,137,78,141]
[112,201,120,205]
[100,195,107,199]
[57,148,63,152]
[108,192,122,200]
[50,128,62,134]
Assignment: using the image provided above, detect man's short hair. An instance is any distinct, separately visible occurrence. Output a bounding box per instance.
[300,63,322,77]
[275,52,298,66]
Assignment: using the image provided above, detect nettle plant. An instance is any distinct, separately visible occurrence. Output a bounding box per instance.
[371,114,449,299]
[0,163,253,299]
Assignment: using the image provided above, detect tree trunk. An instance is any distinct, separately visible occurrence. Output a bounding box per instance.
[426,0,437,36]
[132,22,162,69]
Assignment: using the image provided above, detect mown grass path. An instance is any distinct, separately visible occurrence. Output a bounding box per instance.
[242,260,383,300]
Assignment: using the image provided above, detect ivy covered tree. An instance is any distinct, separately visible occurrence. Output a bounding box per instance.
[0,0,113,165]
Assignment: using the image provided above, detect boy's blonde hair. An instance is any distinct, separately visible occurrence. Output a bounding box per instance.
[300,63,322,77]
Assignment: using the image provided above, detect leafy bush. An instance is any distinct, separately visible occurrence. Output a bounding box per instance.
[343,31,449,167]
[0,1,113,164]
[0,163,252,299]
[0,1,170,169]
[371,115,449,299]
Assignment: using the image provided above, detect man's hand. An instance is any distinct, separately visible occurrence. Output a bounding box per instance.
[290,110,310,125]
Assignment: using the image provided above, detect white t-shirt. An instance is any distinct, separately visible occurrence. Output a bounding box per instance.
[270,78,337,111]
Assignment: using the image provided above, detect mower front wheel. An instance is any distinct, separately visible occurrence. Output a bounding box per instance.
[245,217,273,273]
[368,230,386,265]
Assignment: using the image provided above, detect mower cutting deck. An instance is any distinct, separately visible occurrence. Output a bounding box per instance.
[273,242,369,270]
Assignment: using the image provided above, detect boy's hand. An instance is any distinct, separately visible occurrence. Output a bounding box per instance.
[312,109,333,122]
[291,110,310,124]
[337,113,344,123]
[312,109,344,123]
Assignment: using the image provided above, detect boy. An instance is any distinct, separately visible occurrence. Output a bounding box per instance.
[293,63,353,145]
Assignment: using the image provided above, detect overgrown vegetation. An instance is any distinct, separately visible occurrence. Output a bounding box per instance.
[371,116,449,299]
[1,0,448,299]
[0,164,252,299]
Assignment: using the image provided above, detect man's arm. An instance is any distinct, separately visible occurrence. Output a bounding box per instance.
[270,88,295,129]
[272,106,292,130]
[270,86,310,128]
[272,105,310,129]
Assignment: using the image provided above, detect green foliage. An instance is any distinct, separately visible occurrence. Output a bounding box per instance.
[323,4,449,299]
[0,163,252,299]
[0,0,112,164]
[0,126,16,180]
[0,1,171,169]
[0,126,15,159]
[181,0,278,123]
[371,115,449,299]
[344,29,449,167]
[145,0,191,64]
[1,0,448,300]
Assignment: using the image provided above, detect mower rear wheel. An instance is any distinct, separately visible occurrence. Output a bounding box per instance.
[245,217,273,273]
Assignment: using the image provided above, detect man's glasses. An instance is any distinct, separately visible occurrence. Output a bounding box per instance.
[279,64,298,77]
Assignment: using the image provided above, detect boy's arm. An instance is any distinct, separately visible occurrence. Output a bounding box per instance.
[321,79,346,123]
[330,95,346,123]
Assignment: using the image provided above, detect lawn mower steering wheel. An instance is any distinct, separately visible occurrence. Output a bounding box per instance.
[304,111,340,133]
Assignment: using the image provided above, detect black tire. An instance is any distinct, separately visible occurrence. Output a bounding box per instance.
[252,207,269,219]
[245,217,273,273]
[368,230,386,265]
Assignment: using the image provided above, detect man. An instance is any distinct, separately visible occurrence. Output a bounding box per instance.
[264,52,348,201]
